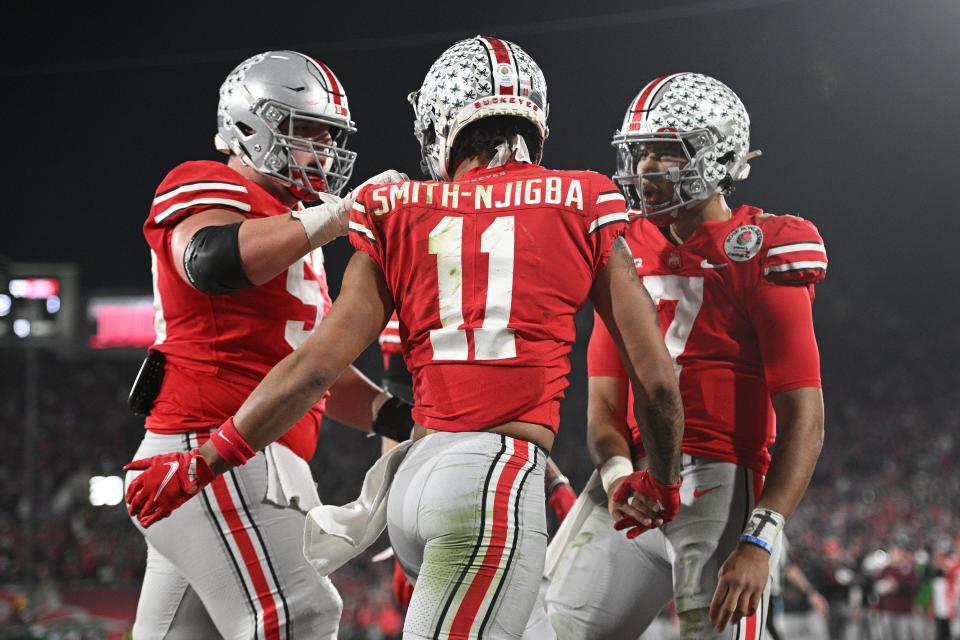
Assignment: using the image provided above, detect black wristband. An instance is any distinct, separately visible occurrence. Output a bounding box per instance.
[372,395,414,442]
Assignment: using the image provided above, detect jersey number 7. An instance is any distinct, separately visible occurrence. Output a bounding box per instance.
[641,274,704,376]
[428,215,517,361]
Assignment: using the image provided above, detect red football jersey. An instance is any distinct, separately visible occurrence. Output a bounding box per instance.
[349,161,629,432]
[587,206,827,475]
[378,312,403,370]
[143,160,332,460]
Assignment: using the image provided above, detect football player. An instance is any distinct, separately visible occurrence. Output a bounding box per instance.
[376,314,578,614]
[542,73,828,640]
[122,51,410,639]
[123,36,685,639]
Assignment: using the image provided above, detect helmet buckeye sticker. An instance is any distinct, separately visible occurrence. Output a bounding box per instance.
[723,225,763,262]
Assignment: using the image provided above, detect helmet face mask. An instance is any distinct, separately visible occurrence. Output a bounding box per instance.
[612,73,758,223]
[614,128,722,223]
[409,37,549,181]
[216,52,357,199]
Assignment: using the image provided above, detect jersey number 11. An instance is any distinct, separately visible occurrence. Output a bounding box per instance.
[428,215,517,361]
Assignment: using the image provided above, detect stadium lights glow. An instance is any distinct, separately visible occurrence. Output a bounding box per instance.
[89,475,124,507]
[0,294,10,316]
[47,295,61,314]
[8,280,28,298]
[13,319,31,338]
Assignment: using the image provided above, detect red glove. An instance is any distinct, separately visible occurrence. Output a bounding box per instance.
[392,559,414,609]
[611,470,681,539]
[124,449,215,528]
[548,482,577,523]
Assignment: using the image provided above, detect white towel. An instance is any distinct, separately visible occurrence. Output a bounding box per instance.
[486,134,532,168]
[264,442,321,513]
[302,440,414,576]
[543,469,601,579]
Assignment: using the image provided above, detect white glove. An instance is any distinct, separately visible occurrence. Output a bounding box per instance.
[348,169,408,199]
[292,192,351,250]
[293,170,407,249]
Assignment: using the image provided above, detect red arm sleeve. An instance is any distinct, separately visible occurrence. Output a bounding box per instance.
[748,280,822,394]
[587,310,628,378]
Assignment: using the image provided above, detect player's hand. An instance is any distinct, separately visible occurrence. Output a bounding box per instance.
[123,449,215,528]
[610,470,681,538]
[547,482,577,523]
[348,169,408,199]
[607,475,660,536]
[708,542,770,632]
[332,170,408,234]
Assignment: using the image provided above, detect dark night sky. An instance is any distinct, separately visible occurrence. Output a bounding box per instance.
[2,0,958,316]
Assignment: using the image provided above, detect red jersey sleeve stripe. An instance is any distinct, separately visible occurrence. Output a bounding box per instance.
[154,197,251,223]
[153,181,247,205]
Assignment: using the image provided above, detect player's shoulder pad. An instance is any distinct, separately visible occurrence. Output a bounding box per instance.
[150,161,251,226]
[757,212,827,286]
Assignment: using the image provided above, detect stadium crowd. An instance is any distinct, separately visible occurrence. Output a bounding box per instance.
[1,291,958,638]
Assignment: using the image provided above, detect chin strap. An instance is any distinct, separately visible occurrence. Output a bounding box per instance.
[487,134,532,169]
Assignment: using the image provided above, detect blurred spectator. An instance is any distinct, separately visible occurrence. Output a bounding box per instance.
[875,543,924,639]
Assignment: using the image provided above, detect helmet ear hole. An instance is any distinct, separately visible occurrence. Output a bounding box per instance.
[236,122,256,137]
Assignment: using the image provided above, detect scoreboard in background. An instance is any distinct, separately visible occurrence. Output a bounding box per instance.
[87,296,155,348]
[0,262,78,348]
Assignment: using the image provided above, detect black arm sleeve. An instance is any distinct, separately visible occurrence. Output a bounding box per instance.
[183,223,254,295]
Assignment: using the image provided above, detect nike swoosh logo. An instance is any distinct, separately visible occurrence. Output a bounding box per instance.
[693,485,722,498]
[155,461,179,501]
[218,431,233,445]
[700,260,727,269]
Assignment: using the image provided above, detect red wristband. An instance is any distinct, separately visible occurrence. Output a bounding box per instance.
[211,417,257,467]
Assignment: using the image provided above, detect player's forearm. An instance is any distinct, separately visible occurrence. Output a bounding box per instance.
[756,386,824,518]
[586,378,633,468]
[631,381,684,484]
[199,349,341,474]
[237,215,313,285]
[323,365,382,431]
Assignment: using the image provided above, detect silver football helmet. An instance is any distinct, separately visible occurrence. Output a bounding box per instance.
[409,36,549,181]
[215,51,357,199]
[612,73,760,222]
